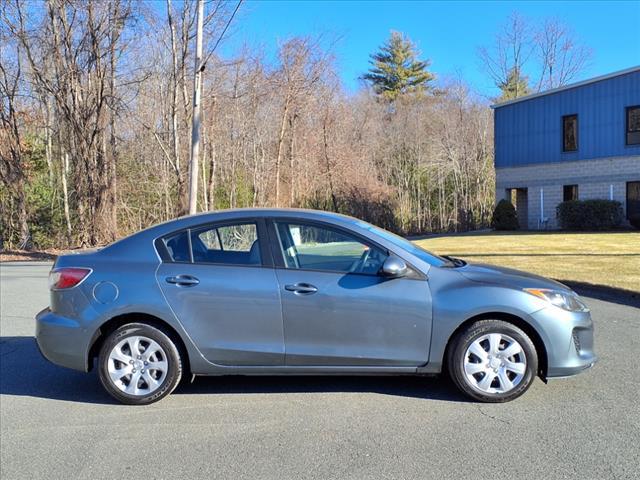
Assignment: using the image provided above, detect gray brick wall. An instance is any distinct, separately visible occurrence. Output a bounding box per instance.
[495,156,640,229]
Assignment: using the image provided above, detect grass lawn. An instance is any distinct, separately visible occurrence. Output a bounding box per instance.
[415,231,640,294]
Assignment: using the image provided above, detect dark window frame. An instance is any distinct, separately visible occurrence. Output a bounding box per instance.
[562,114,578,152]
[563,184,579,202]
[626,105,640,146]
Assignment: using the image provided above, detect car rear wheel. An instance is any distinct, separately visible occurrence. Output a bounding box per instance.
[448,319,538,403]
[98,323,182,405]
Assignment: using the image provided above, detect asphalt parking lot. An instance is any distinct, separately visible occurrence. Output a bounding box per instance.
[1,262,639,480]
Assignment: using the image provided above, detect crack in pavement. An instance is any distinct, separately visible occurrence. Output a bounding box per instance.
[474,404,511,425]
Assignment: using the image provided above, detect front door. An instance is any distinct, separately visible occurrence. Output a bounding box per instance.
[157,220,284,366]
[270,220,432,367]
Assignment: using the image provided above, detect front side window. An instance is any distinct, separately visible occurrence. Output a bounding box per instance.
[626,106,640,146]
[563,114,578,152]
[191,223,261,265]
[275,222,388,275]
[563,184,579,202]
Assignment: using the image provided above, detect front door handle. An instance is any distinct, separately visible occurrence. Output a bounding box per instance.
[166,275,200,287]
[285,283,318,295]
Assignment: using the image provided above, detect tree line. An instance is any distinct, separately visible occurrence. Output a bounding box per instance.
[0,2,590,249]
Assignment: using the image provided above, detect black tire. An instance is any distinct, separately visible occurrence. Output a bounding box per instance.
[98,323,182,405]
[447,319,538,403]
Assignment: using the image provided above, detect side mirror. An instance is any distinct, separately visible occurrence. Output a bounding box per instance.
[381,256,407,278]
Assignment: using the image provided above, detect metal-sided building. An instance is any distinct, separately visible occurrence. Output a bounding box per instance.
[493,66,640,229]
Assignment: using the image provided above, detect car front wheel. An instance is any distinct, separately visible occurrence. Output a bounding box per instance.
[448,319,538,403]
[98,323,182,405]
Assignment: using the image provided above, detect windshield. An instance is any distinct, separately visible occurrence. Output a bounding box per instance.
[355,221,450,267]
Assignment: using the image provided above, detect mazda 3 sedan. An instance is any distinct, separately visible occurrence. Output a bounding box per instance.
[36,209,596,404]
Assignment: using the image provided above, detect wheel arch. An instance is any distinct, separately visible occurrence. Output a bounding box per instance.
[87,312,191,375]
[443,311,548,380]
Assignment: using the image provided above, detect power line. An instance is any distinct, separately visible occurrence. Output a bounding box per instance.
[201,0,243,71]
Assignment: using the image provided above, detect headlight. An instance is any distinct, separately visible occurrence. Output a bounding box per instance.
[524,288,589,312]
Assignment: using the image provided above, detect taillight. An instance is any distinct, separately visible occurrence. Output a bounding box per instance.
[48,267,92,290]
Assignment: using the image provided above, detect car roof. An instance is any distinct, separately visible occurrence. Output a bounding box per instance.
[176,207,357,221]
[158,208,366,233]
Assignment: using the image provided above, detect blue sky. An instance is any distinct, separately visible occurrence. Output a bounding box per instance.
[221,0,640,97]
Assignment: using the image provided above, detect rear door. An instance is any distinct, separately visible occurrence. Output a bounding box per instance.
[269,219,432,367]
[156,219,284,366]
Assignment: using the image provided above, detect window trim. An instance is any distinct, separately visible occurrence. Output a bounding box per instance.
[266,217,424,279]
[626,105,640,146]
[562,114,578,153]
[156,217,274,268]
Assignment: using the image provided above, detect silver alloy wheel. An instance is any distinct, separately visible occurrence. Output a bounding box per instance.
[463,333,527,394]
[107,335,168,396]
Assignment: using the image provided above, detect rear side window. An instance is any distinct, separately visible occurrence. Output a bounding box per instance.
[190,223,261,265]
[163,231,191,262]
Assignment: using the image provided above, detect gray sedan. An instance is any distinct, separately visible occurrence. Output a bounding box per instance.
[36,209,596,404]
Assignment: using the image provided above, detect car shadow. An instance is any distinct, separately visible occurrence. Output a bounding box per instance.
[0,336,468,405]
[558,281,640,309]
[0,336,115,404]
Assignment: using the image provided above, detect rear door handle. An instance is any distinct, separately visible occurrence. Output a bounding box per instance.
[166,275,200,287]
[285,283,318,295]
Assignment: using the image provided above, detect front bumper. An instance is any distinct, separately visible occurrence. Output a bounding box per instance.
[530,306,597,379]
[35,308,90,372]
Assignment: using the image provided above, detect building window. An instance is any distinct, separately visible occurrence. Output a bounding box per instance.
[626,106,640,146]
[563,184,579,202]
[627,182,640,223]
[563,114,578,152]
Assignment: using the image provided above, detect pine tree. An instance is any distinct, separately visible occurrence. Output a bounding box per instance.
[498,67,531,101]
[362,31,435,102]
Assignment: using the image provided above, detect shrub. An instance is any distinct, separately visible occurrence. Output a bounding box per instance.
[556,199,623,231]
[491,199,519,230]
[629,214,640,230]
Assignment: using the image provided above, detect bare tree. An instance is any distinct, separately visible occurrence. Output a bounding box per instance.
[273,37,331,207]
[478,12,533,99]
[8,0,135,245]
[0,22,31,249]
[480,12,592,99]
[534,19,592,91]
[1,12,499,251]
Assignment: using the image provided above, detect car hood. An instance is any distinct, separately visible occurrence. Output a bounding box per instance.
[457,262,572,292]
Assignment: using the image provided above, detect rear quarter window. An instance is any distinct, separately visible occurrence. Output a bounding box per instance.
[163,231,191,262]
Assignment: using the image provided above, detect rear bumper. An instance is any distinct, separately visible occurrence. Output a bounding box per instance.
[530,307,597,379]
[35,308,90,372]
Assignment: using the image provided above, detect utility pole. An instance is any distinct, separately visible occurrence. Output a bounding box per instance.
[188,0,204,215]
